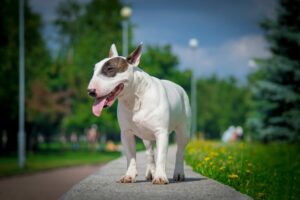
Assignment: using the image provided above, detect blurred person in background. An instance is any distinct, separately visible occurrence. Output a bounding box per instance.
[222,126,243,143]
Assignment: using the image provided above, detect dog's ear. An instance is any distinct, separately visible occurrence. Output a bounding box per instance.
[109,44,118,57]
[126,43,143,66]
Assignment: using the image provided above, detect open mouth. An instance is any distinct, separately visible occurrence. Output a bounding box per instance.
[92,83,124,117]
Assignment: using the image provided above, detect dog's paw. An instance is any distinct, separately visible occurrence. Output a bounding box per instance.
[152,175,169,184]
[173,172,185,182]
[118,175,136,183]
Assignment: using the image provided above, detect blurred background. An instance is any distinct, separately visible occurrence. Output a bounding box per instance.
[0,0,299,199]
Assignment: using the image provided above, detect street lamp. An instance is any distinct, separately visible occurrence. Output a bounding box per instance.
[189,38,198,139]
[121,6,132,56]
[248,59,257,68]
[18,0,26,168]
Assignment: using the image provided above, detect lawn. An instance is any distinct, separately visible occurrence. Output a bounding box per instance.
[0,150,120,177]
[0,139,148,178]
[185,140,300,200]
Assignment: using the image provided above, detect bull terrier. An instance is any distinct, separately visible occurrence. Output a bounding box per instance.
[87,44,191,184]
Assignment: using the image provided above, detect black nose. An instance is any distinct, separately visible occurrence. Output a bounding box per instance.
[88,89,96,97]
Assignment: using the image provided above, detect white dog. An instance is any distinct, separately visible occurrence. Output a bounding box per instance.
[88,44,191,184]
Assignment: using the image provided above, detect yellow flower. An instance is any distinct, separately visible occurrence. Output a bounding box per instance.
[204,156,211,162]
[219,166,225,171]
[220,147,226,153]
[210,151,219,157]
[228,173,239,179]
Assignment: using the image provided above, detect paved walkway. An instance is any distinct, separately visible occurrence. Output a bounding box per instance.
[0,164,102,200]
[62,146,251,200]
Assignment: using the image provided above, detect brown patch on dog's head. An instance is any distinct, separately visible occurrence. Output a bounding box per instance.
[100,57,128,77]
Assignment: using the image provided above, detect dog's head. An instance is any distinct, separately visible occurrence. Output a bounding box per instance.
[87,43,142,117]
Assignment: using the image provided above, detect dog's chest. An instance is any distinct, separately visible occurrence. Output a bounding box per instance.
[131,111,157,140]
[119,103,157,140]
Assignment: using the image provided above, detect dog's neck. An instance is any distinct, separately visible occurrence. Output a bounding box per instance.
[118,67,150,111]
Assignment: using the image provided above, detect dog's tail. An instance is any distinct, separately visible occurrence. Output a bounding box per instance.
[182,90,192,138]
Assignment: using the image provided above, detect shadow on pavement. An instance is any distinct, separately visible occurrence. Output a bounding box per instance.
[134,177,207,184]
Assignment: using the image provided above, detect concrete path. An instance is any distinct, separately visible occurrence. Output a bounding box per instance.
[0,164,102,200]
[62,146,251,200]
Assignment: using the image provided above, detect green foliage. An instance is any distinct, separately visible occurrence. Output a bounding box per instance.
[186,140,300,200]
[52,0,124,136]
[0,150,120,177]
[197,76,251,139]
[140,45,191,91]
[0,0,51,151]
[251,0,300,141]
[141,45,178,78]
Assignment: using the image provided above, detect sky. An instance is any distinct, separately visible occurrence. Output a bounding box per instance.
[30,0,277,81]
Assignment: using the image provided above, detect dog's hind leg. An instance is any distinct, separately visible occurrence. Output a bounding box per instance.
[173,124,189,181]
[143,140,156,180]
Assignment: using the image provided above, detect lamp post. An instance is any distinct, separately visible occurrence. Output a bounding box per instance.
[248,59,257,68]
[121,6,132,56]
[189,38,198,139]
[18,0,25,168]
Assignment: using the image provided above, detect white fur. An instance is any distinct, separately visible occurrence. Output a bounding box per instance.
[88,44,191,184]
[110,43,119,57]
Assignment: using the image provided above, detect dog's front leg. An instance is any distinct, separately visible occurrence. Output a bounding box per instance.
[152,132,169,184]
[119,131,137,183]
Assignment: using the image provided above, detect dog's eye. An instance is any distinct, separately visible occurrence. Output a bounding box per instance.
[107,66,114,71]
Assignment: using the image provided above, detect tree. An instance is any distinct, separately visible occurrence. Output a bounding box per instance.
[252,0,300,141]
[140,45,191,92]
[197,76,251,139]
[53,0,124,138]
[0,0,51,152]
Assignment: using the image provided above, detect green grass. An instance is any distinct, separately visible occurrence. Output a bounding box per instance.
[0,150,120,177]
[185,140,300,200]
[0,138,148,178]
[37,140,146,151]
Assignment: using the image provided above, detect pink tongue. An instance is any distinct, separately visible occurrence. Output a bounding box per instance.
[92,98,106,117]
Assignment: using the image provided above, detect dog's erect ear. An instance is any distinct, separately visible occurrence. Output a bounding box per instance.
[109,44,118,57]
[126,43,143,66]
